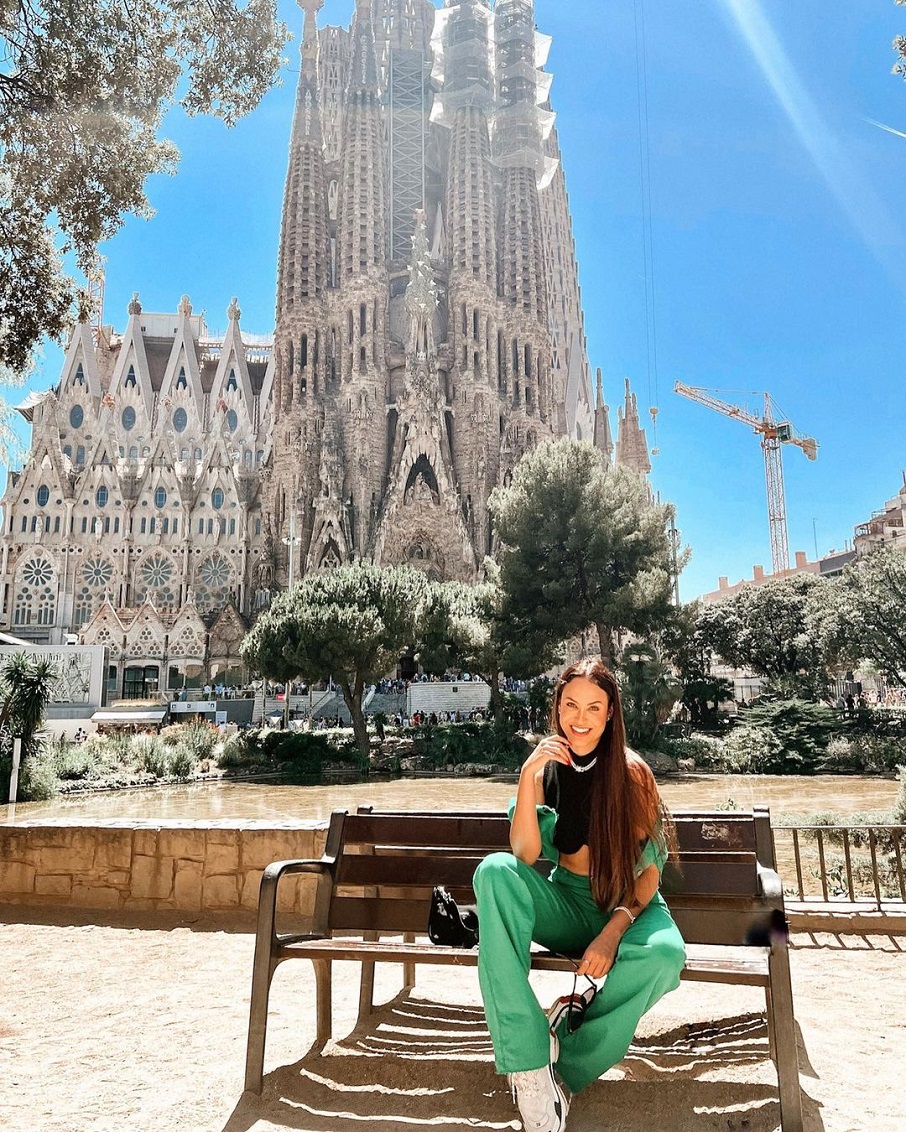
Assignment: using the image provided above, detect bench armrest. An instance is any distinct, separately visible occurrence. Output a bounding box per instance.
[756,862,783,904]
[256,856,337,948]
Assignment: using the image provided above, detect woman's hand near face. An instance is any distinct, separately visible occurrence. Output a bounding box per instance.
[520,733,572,780]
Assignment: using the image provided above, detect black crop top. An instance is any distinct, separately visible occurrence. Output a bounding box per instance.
[542,758,594,855]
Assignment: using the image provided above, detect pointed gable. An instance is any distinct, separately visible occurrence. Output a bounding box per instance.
[210,299,255,442]
[108,295,155,418]
[59,322,103,400]
[124,600,167,657]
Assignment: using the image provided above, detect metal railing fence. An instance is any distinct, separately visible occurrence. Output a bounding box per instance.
[773,824,906,909]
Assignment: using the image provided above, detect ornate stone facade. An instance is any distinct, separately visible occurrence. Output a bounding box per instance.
[0,0,649,692]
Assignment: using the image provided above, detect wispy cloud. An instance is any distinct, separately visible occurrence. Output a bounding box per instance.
[720,0,903,273]
[866,117,906,142]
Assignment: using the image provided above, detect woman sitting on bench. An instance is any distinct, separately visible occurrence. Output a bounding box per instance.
[473,658,686,1132]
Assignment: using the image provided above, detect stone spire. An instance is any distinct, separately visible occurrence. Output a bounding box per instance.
[374,0,434,59]
[276,0,328,318]
[405,209,439,358]
[495,0,545,316]
[615,378,651,477]
[447,112,497,288]
[593,368,614,463]
[338,0,386,280]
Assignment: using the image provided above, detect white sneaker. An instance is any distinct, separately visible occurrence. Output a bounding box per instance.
[506,1035,569,1132]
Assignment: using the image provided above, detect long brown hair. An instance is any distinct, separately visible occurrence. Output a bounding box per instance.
[551,657,671,911]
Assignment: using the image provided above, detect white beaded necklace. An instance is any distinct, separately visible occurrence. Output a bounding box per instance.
[569,751,597,774]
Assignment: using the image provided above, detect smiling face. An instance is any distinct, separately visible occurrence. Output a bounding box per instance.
[556,675,612,756]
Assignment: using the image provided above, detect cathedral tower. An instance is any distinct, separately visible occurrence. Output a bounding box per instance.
[0,0,610,674]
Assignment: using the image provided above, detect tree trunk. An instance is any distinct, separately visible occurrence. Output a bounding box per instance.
[595,622,616,669]
[340,680,371,765]
[485,670,504,723]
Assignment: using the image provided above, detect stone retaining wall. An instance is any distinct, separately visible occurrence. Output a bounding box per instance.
[0,820,327,917]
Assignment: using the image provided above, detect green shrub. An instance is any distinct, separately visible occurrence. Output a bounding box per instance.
[848,735,904,774]
[720,725,785,773]
[53,742,101,780]
[17,747,60,801]
[181,723,217,761]
[261,729,331,774]
[169,742,196,777]
[739,699,838,773]
[217,731,265,769]
[656,734,723,768]
[894,766,906,825]
[413,721,531,770]
[817,736,864,774]
[133,735,171,777]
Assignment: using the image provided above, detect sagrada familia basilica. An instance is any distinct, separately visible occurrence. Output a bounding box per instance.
[0,0,651,695]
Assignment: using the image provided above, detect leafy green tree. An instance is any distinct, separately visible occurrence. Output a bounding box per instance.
[417,566,558,720]
[0,652,58,801]
[618,642,681,749]
[659,603,733,731]
[0,0,288,377]
[489,438,680,667]
[809,546,906,690]
[241,563,428,760]
[739,698,839,775]
[696,574,830,701]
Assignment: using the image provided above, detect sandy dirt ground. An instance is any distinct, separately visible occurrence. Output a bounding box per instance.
[0,907,904,1132]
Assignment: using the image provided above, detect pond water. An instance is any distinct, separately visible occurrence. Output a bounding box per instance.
[4,772,899,825]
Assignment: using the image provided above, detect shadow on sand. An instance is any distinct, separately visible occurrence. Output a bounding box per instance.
[221,991,824,1132]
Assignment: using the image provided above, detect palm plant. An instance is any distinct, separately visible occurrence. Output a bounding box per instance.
[618,642,681,749]
[0,652,58,801]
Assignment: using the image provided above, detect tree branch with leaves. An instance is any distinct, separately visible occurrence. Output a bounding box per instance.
[0,0,288,376]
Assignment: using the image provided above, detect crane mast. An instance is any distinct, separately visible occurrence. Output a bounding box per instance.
[674,383,818,576]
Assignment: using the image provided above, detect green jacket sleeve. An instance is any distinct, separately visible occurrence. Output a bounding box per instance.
[635,832,668,877]
[507,797,560,864]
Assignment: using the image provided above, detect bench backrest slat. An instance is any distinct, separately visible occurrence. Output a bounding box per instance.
[317,808,783,948]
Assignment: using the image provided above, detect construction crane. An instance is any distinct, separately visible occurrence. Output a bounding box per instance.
[674,383,818,576]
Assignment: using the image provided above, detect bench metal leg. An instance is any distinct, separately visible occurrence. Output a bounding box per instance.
[244,938,278,1093]
[403,932,416,989]
[768,946,803,1132]
[314,958,333,1044]
[357,931,378,1026]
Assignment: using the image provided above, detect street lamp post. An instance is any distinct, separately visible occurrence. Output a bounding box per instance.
[281,508,303,729]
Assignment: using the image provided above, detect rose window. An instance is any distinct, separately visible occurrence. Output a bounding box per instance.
[73,557,115,626]
[135,554,177,608]
[22,558,54,587]
[83,558,113,588]
[13,556,56,627]
[194,553,233,613]
[200,555,230,589]
[141,555,174,589]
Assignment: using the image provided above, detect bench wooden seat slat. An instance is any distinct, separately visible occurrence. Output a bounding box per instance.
[245,805,803,1132]
[273,938,771,987]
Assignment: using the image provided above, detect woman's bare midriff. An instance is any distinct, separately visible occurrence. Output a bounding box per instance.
[557,846,590,876]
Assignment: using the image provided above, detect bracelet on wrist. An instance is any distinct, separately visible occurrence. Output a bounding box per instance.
[614,904,636,924]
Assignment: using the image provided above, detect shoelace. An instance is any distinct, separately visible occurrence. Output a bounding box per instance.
[510,1068,547,1108]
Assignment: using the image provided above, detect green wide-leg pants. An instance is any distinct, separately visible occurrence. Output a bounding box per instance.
[473,851,686,1095]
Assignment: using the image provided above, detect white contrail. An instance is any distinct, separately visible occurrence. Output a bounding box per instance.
[866,117,906,141]
[720,0,903,277]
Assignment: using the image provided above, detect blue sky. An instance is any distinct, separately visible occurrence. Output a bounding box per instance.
[9,0,906,600]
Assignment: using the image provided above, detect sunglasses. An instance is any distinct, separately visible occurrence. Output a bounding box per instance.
[549,959,599,1034]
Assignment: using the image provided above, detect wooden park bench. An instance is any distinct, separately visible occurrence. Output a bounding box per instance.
[244,805,803,1132]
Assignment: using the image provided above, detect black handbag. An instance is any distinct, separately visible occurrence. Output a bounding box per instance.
[428,885,479,948]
